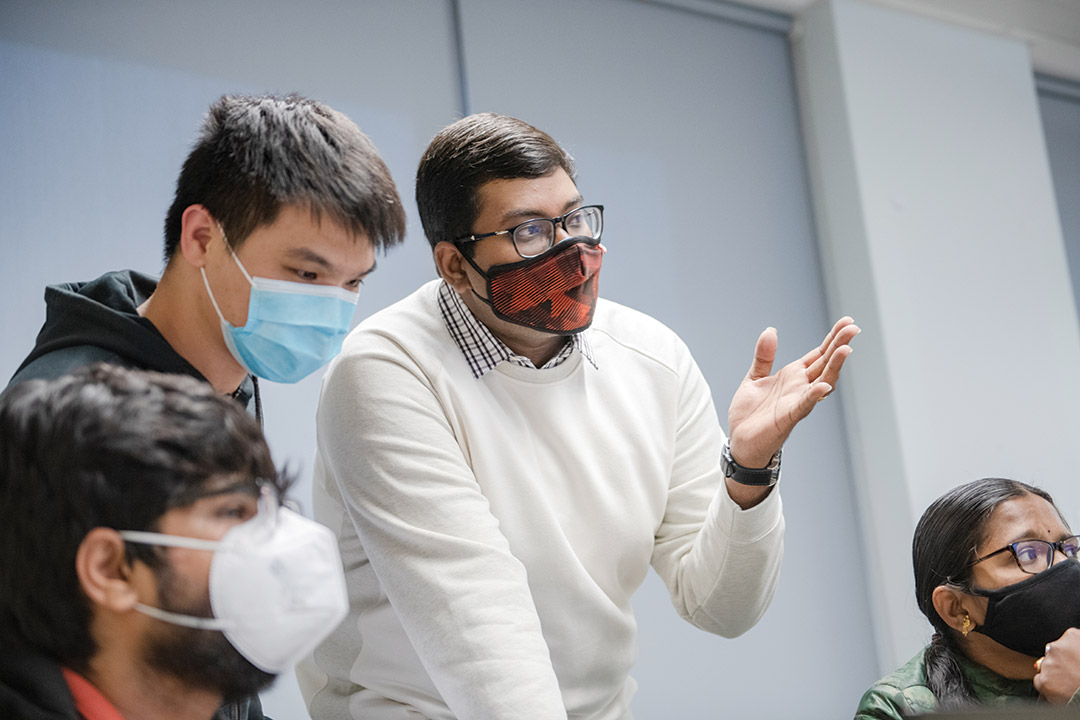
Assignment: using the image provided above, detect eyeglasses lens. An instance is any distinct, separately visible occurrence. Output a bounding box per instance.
[512,220,555,257]
[566,206,603,238]
[511,206,604,258]
[1013,541,1052,573]
[1063,535,1080,559]
[1013,536,1080,574]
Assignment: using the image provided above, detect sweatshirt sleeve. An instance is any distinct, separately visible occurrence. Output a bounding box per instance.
[316,338,568,720]
[648,339,785,638]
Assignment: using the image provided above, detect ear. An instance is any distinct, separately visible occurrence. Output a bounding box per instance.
[75,528,141,613]
[177,204,219,270]
[434,241,472,293]
[932,584,978,633]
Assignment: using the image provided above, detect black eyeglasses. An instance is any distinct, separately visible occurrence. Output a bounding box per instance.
[455,205,604,258]
[971,535,1080,575]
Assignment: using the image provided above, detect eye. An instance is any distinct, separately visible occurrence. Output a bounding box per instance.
[344,277,364,291]
[216,500,256,521]
[295,268,319,282]
[1062,536,1080,558]
[516,221,547,239]
[1013,542,1044,567]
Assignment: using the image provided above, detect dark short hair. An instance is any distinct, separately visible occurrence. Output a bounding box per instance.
[415,112,576,250]
[0,364,282,670]
[912,477,1061,709]
[163,94,406,261]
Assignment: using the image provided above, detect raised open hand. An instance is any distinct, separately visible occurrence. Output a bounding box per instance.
[726,317,859,469]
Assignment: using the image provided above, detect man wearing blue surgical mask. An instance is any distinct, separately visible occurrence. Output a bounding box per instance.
[0,365,348,720]
[9,94,406,423]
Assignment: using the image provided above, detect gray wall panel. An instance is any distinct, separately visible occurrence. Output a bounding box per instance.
[1041,87,1080,317]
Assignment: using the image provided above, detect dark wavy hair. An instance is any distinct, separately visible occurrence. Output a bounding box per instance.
[0,364,284,670]
[912,477,1059,710]
[164,93,406,261]
[415,112,576,251]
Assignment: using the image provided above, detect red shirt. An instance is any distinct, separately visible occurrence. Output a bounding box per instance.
[61,668,126,720]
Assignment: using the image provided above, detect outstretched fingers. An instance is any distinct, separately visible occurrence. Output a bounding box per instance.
[793,344,851,421]
[815,342,853,394]
[804,318,859,382]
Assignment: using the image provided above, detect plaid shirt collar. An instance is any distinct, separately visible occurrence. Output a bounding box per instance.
[437,280,597,379]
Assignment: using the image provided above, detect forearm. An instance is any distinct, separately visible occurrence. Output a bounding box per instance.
[651,353,785,637]
[659,480,784,636]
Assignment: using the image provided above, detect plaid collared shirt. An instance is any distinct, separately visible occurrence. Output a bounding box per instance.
[437,281,597,379]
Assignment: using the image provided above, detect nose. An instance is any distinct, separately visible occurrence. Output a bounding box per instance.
[553,225,574,244]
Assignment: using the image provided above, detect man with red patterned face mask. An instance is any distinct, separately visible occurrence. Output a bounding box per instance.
[300,113,860,720]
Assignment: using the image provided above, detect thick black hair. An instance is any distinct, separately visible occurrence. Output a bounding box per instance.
[163,93,406,261]
[415,112,576,250]
[912,477,1058,710]
[0,364,283,670]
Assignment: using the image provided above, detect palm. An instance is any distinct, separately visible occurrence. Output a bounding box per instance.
[726,317,858,468]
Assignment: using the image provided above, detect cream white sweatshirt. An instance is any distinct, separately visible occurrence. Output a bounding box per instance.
[299,280,784,720]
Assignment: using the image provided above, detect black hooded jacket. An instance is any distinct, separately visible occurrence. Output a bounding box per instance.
[0,636,77,720]
[9,269,259,418]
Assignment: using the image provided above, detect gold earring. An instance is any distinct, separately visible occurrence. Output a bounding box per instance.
[961,614,972,637]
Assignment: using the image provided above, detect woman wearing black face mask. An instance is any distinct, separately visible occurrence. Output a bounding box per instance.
[855,478,1080,718]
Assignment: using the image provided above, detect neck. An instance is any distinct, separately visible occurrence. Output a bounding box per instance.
[84,649,225,720]
[461,289,568,367]
[493,323,569,367]
[959,634,1038,681]
[139,267,249,394]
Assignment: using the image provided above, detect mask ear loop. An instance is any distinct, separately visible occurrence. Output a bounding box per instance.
[116,529,234,630]
[216,222,255,284]
[134,602,232,631]
[200,224,254,329]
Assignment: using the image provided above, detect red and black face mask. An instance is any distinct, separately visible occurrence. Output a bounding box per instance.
[461,237,605,335]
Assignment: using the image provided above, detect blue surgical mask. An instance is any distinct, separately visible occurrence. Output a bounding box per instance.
[200,232,358,383]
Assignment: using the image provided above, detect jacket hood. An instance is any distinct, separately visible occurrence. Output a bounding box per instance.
[0,636,77,720]
[14,270,203,379]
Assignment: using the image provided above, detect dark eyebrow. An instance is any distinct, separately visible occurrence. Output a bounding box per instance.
[498,194,585,226]
[198,481,259,499]
[170,479,259,507]
[286,247,335,270]
[287,247,377,282]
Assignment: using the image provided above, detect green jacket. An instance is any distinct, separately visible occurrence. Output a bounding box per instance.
[855,645,1047,719]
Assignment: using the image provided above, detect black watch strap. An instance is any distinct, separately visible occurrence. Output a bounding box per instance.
[721,443,781,487]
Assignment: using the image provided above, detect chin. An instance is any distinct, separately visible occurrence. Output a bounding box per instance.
[144,622,277,698]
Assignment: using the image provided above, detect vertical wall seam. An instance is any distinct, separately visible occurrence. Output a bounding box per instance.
[449,0,470,116]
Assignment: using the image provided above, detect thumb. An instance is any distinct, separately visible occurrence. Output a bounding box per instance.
[747,327,777,381]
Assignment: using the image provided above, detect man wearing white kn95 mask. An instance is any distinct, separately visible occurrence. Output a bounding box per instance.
[0,364,347,720]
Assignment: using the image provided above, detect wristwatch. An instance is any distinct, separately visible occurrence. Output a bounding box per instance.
[721,443,782,487]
